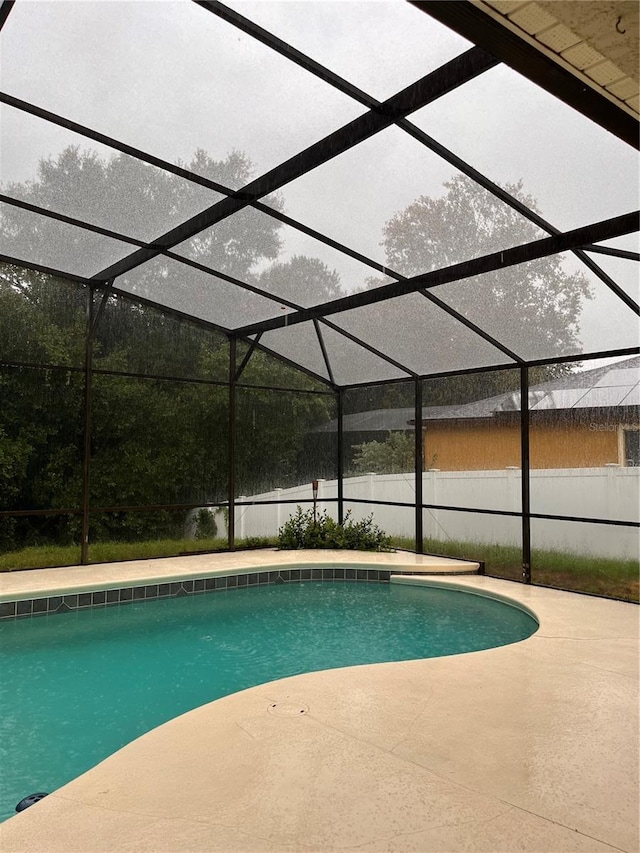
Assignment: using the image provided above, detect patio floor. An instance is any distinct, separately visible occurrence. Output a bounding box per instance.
[0,553,637,852]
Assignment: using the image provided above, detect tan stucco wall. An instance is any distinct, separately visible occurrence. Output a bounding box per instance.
[423,420,621,471]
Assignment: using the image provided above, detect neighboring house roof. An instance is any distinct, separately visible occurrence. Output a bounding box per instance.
[316,356,640,433]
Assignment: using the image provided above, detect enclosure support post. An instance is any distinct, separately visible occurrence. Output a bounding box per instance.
[80,289,94,564]
[80,284,113,564]
[337,388,344,525]
[228,338,237,551]
[520,366,531,583]
[415,377,424,554]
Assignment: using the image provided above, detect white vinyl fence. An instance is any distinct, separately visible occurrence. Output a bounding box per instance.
[233,466,639,560]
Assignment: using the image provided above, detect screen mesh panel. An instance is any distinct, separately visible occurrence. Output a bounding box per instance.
[1,0,365,183]
[341,380,415,493]
[87,508,227,561]
[228,0,471,100]
[262,125,544,276]
[90,376,229,507]
[423,508,522,581]
[237,339,331,391]
[174,206,387,307]
[316,323,409,386]
[92,293,229,382]
[116,256,293,330]
[332,292,514,375]
[435,253,640,361]
[257,323,331,382]
[0,104,223,244]
[410,63,639,233]
[235,386,337,497]
[0,513,81,570]
[0,201,134,279]
[0,264,88,367]
[582,253,640,304]
[0,366,84,513]
[530,517,638,601]
[422,368,522,511]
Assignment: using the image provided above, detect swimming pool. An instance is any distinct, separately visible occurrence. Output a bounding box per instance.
[0,579,537,821]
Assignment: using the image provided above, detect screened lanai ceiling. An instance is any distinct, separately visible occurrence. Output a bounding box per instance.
[0,0,638,388]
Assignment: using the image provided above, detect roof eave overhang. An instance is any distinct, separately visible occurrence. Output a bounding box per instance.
[412,0,639,150]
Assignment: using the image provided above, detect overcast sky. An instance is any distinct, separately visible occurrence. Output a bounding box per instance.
[1,0,638,358]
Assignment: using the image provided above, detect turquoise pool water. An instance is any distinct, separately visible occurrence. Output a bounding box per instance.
[0,580,537,821]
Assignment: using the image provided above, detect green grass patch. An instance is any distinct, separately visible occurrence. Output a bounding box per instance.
[392,536,638,602]
[0,536,277,572]
[2,535,637,603]
[532,547,639,601]
[0,544,83,572]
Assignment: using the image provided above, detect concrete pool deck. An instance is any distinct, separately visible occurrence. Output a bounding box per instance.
[0,549,479,603]
[0,552,638,852]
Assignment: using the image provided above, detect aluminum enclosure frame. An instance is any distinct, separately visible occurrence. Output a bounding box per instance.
[0,0,638,597]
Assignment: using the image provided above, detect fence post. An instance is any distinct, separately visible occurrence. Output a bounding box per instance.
[425,469,440,544]
[506,466,520,514]
[237,497,246,541]
[316,479,326,516]
[367,472,376,506]
[604,463,620,522]
[275,487,283,535]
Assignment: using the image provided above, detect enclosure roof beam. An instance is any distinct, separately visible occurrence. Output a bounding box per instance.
[196,2,635,338]
[193,0,379,111]
[233,210,640,337]
[0,0,14,31]
[91,46,498,282]
[338,345,640,390]
[584,245,640,262]
[0,253,93,285]
[313,320,335,386]
[0,92,234,198]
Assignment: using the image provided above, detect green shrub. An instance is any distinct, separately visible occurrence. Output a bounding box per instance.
[194,508,217,540]
[278,507,392,551]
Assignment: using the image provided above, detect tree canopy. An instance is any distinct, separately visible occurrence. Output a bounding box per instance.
[349,175,588,411]
[0,147,596,561]
[351,432,414,475]
[0,145,340,559]
[378,174,591,361]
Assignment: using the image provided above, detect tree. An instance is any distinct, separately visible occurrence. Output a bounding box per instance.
[351,432,414,475]
[358,174,591,405]
[3,146,284,281]
[253,255,342,306]
[0,144,341,556]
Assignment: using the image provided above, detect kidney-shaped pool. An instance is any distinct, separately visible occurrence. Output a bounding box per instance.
[0,578,537,820]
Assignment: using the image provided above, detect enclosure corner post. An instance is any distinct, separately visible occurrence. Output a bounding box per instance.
[80,288,94,565]
[520,366,531,583]
[337,388,344,525]
[81,283,113,565]
[228,337,237,551]
[415,377,424,554]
